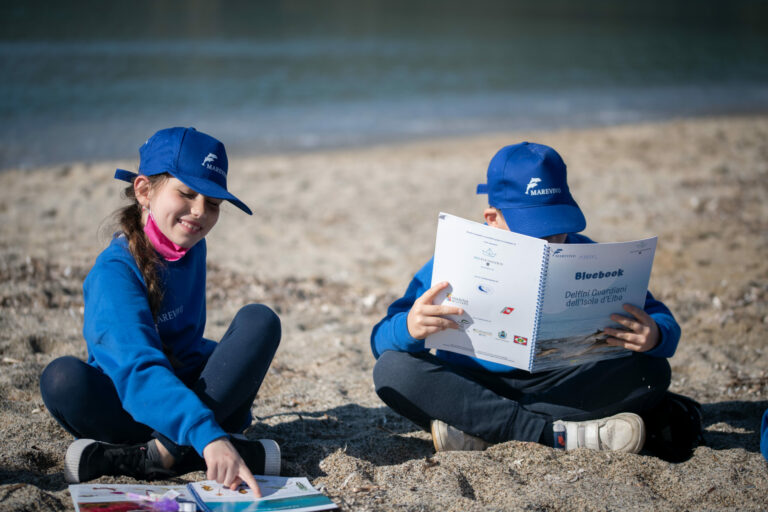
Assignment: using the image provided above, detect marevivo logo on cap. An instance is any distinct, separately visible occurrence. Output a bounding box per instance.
[525,177,561,196]
[202,153,226,177]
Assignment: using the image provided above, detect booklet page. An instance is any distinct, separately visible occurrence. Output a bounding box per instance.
[425,213,547,368]
[189,475,337,512]
[533,237,657,371]
[425,213,658,372]
[68,484,196,512]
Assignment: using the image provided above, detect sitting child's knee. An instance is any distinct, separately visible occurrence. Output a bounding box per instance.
[40,356,85,400]
[373,351,419,393]
[236,303,281,340]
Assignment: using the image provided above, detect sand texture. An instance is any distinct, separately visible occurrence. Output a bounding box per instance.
[1,115,767,510]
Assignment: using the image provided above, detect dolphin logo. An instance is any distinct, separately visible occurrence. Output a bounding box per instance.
[478,284,494,294]
[525,177,541,195]
[202,153,218,166]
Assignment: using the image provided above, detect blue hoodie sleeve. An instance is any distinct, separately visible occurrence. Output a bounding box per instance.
[83,247,227,455]
[641,290,681,358]
[370,259,434,358]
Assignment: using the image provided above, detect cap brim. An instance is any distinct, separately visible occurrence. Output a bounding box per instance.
[172,172,253,216]
[114,168,139,182]
[498,203,586,238]
[115,168,252,215]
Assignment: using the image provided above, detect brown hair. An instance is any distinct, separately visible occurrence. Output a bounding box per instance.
[117,174,168,321]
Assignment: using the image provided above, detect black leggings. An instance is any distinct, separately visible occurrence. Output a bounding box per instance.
[39,304,280,459]
[373,350,670,445]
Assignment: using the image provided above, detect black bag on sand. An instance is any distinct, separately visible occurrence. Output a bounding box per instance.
[641,392,705,463]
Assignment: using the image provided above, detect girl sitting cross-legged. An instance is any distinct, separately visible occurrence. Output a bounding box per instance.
[40,127,280,497]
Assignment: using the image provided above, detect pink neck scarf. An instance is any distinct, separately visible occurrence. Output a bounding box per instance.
[143,210,189,262]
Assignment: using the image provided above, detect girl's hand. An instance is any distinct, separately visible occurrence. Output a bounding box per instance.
[406,282,464,339]
[604,304,660,353]
[203,438,262,498]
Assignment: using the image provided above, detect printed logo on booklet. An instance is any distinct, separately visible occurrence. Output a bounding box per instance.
[446,293,470,306]
[481,247,497,257]
[552,248,576,259]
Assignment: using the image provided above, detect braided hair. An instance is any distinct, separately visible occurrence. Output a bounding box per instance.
[116,174,168,321]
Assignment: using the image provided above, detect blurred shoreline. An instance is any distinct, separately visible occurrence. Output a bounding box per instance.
[3,0,767,171]
[5,104,768,173]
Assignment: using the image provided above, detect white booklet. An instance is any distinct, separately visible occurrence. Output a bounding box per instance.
[425,213,657,372]
[68,483,197,511]
[68,476,338,512]
[188,476,338,512]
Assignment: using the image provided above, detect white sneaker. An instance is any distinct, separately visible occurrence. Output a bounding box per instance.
[559,412,645,453]
[430,420,489,452]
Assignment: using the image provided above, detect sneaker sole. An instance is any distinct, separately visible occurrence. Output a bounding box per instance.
[430,420,488,452]
[64,439,98,483]
[430,420,446,452]
[231,435,281,475]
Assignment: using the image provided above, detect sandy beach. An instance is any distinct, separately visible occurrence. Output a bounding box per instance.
[1,114,767,510]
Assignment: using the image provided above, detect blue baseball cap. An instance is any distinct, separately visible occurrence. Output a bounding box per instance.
[115,127,252,215]
[476,142,585,238]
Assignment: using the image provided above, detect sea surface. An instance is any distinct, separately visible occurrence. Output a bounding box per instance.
[2,0,768,169]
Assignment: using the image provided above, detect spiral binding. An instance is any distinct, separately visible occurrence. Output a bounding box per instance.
[528,243,551,372]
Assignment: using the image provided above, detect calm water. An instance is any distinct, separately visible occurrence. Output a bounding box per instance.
[2,0,768,169]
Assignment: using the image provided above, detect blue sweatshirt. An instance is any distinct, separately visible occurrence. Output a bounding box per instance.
[761,408,768,461]
[83,235,224,455]
[371,233,681,373]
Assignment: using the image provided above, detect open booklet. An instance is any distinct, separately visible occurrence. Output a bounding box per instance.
[69,476,338,512]
[425,213,657,372]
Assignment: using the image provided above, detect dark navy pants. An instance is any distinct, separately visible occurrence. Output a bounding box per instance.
[40,304,280,459]
[373,350,670,445]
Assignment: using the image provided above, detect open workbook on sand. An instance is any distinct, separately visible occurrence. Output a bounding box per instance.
[425,213,657,372]
[69,476,338,512]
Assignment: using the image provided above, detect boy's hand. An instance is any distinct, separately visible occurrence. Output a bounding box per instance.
[407,282,464,339]
[203,438,262,498]
[603,304,660,352]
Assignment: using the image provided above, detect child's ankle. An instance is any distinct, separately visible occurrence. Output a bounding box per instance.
[151,439,176,469]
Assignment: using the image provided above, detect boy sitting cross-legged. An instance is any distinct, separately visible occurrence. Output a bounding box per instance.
[371,142,687,454]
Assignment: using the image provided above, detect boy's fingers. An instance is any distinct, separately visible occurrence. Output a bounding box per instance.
[622,303,652,323]
[605,327,645,343]
[420,304,463,317]
[605,336,641,351]
[418,282,450,305]
[422,316,459,329]
[609,314,643,333]
[604,326,629,338]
